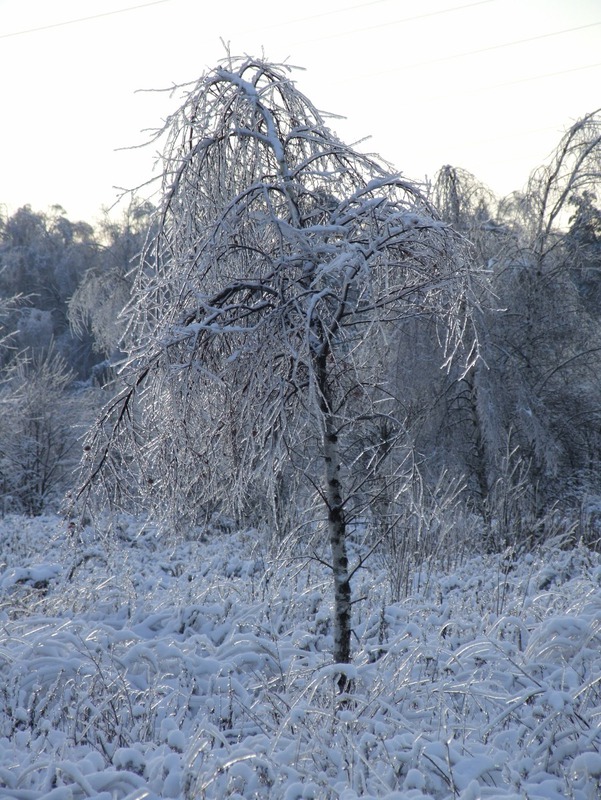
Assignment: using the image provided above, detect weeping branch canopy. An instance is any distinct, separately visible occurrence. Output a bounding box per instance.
[78,57,473,527]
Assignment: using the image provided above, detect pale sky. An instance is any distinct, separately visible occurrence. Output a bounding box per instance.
[1,0,600,223]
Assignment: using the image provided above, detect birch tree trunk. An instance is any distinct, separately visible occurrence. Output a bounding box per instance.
[314,344,351,672]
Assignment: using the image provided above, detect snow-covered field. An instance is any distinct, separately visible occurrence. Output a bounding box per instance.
[0,513,600,799]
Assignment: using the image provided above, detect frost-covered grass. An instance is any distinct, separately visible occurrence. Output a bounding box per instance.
[0,514,600,798]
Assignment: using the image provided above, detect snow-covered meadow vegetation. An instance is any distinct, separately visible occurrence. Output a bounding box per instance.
[1,512,600,799]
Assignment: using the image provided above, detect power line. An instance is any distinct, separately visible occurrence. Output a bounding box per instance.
[407,20,601,70]
[1,0,493,44]
[0,0,170,39]
[328,21,601,86]
[427,60,601,100]
[245,0,398,32]
[247,0,493,34]
[290,0,495,44]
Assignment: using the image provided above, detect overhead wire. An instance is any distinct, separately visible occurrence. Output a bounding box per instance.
[278,2,601,148]
[452,60,601,94]
[246,0,400,31]
[248,0,494,35]
[0,0,494,43]
[1,0,598,186]
[362,20,601,74]
[0,0,170,39]
[318,16,601,104]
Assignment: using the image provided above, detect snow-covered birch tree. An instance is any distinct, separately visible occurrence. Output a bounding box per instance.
[79,57,473,671]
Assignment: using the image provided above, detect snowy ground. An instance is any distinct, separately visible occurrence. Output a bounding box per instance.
[0,513,600,799]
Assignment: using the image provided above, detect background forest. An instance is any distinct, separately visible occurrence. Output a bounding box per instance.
[0,199,154,515]
[1,108,600,546]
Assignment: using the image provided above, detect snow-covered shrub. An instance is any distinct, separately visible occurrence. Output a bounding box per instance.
[0,346,98,515]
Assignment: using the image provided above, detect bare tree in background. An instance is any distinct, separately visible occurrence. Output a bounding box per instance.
[430,113,601,547]
[496,111,601,506]
[78,57,473,672]
[68,199,156,380]
[0,346,94,515]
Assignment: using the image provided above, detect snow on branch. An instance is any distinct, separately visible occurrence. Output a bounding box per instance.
[77,56,475,538]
